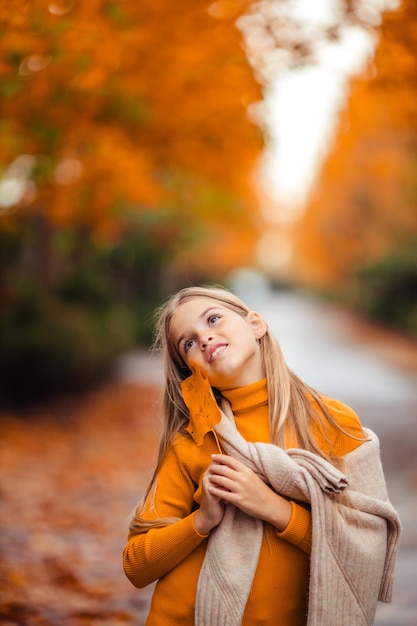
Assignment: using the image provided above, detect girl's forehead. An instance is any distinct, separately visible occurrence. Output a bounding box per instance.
[172,296,225,320]
[169,297,231,336]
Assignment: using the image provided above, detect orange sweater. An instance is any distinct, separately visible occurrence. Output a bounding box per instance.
[123,379,364,625]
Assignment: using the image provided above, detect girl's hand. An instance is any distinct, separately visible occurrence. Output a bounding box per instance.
[194,463,226,535]
[207,454,292,531]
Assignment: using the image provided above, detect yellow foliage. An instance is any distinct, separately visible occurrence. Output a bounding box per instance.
[292,0,417,289]
[0,0,263,272]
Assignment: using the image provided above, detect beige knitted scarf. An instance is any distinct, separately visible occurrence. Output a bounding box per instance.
[195,411,401,626]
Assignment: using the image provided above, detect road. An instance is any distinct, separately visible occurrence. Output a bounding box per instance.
[116,286,417,625]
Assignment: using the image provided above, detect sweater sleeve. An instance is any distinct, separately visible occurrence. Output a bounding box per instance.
[123,438,208,588]
[276,501,312,554]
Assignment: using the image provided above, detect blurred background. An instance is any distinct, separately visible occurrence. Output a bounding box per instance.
[1,0,416,407]
[1,1,416,625]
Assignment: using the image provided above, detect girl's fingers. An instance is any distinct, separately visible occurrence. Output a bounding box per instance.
[208,465,236,482]
[211,453,239,465]
[209,462,254,494]
[210,454,246,472]
[209,474,233,492]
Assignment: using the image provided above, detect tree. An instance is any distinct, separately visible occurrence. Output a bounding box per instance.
[0,1,263,277]
[292,0,417,293]
[0,0,265,405]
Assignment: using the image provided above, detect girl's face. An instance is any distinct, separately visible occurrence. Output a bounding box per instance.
[169,297,267,390]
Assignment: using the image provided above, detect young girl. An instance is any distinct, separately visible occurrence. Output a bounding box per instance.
[123,285,400,626]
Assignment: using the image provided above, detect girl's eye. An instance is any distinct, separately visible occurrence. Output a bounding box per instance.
[183,339,195,353]
[208,314,221,324]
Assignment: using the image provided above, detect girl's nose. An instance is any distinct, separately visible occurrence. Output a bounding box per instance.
[200,336,213,349]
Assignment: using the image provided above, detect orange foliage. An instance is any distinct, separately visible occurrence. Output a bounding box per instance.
[0,0,263,272]
[292,0,417,289]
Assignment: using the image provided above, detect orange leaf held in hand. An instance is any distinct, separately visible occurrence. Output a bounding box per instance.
[180,361,221,446]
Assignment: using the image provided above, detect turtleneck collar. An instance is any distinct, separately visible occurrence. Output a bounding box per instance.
[221,378,268,415]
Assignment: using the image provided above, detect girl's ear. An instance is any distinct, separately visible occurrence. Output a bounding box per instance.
[247,311,268,338]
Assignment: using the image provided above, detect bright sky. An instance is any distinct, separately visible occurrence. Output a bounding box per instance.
[257,0,396,221]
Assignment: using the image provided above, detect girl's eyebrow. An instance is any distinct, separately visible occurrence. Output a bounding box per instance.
[176,307,220,348]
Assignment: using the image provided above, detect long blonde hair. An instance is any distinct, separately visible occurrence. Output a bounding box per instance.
[129,285,360,534]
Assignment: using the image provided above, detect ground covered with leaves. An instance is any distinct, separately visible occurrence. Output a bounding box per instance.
[0,383,161,626]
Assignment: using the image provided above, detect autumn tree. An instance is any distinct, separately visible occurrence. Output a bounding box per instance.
[0,0,393,283]
[2,0,400,403]
[291,0,417,335]
[0,0,265,404]
[0,1,265,278]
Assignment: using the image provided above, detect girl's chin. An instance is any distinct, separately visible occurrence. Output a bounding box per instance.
[209,373,239,390]
[207,362,246,389]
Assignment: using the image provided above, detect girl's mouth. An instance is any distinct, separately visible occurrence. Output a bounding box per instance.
[208,344,227,364]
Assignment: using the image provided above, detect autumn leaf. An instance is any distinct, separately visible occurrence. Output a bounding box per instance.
[180,361,221,446]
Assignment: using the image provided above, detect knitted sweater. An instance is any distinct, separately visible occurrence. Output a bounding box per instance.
[123,379,374,625]
[195,411,400,626]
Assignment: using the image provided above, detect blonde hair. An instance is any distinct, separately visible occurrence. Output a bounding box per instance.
[129,285,360,534]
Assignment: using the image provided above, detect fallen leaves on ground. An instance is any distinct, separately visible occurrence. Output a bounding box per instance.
[0,383,162,625]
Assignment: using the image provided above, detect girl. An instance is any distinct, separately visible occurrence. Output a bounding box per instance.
[123,285,400,626]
